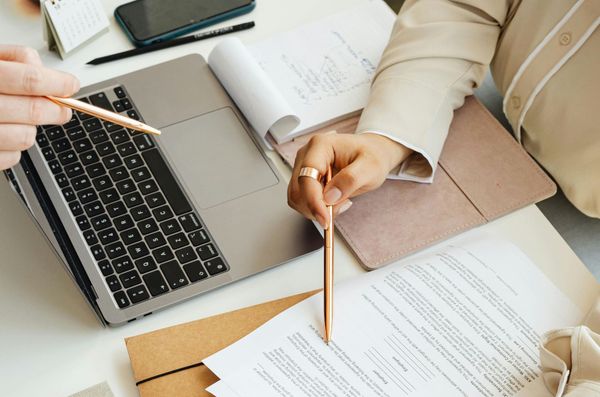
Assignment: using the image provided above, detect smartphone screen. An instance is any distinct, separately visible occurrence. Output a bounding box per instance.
[116,0,253,43]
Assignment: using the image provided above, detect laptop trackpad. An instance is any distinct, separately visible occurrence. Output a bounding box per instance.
[158,108,278,209]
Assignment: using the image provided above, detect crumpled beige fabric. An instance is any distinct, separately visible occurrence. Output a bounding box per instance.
[541,296,600,396]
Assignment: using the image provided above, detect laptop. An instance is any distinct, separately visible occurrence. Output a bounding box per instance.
[5,54,322,326]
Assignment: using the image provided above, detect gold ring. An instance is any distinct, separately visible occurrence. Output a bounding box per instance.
[298,166,321,182]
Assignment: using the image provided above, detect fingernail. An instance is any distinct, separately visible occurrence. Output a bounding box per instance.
[324,187,342,205]
[316,214,327,229]
[338,200,353,214]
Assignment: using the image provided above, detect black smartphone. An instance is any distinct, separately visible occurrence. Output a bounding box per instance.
[114,0,256,47]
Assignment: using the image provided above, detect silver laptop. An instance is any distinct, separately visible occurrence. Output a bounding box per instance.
[5,55,322,326]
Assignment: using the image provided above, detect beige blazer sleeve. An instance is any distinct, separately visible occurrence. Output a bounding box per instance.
[356,0,512,182]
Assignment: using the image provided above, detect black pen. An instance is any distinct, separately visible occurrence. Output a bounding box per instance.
[87,21,255,65]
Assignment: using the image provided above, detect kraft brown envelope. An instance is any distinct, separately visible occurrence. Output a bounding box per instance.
[271,96,557,269]
[125,291,318,397]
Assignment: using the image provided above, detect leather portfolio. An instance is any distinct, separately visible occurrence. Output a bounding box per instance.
[271,96,557,269]
[125,291,318,397]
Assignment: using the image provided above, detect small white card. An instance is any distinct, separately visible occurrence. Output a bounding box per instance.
[42,0,109,58]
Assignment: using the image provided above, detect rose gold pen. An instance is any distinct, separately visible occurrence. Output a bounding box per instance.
[46,96,161,136]
[324,165,334,344]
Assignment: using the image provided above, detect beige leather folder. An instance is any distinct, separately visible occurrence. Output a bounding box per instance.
[125,291,318,397]
[271,96,557,269]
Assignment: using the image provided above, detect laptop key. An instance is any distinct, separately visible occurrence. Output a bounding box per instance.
[120,97,132,109]
[135,256,157,274]
[152,245,174,263]
[66,126,85,141]
[98,227,118,245]
[124,192,143,208]
[89,92,113,111]
[175,246,196,264]
[80,150,100,166]
[110,130,129,145]
[167,232,188,250]
[183,261,208,282]
[112,255,134,273]
[131,166,150,182]
[142,149,192,215]
[41,146,55,161]
[128,241,149,259]
[55,173,69,188]
[92,175,113,191]
[204,257,227,276]
[133,134,154,151]
[98,260,113,276]
[106,275,121,292]
[63,113,79,129]
[99,187,119,204]
[106,200,127,217]
[112,100,124,112]
[145,232,166,249]
[68,200,83,216]
[36,132,49,147]
[127,109,139,120]
[196,243,218,261]
[127,284,150,304]
[113,291,129,308]
[77,188,98,204]
[83,229,98,246]
[143,271,169,296]
[145,192,165,208]
[76,215,91,231]
[114,86,126,98]
[73,138,93,153]
[64,162,84,178]
[51,137,71,153]
[89,130,108,144]
[138,180,158,195]
[83,118,103,132]
[83,200,104,218]
[121,228,142,245]
[159,219,181,235]
[58,149,77,165]
[62,187,76,202]
[104,121,122,133]
[138,218,158,235]
[96,141,116,157]
[48,159,62,175]
[106,241,126,259]
[179,213,201,232]
[46,126,65,141]
[160,260,189,289]
[71,175,91,191]
[131,204,151,221]
[114,214,134,231]
[153,205,173,222]
[90,244,106,260]
[117,142,136,157]
[109,165,129,182]
[123,154,143,169]
[115,178,136,194]
[91,214,111,231]
[86,162,105,178]
[102,153,122,169]
[188,229,209,246]
[119,270,142,288]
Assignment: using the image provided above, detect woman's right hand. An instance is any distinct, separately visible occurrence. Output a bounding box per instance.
[0,45,80,170]
[287,132,412,228]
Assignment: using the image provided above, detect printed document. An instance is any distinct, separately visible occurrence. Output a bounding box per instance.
[205,238,582,396]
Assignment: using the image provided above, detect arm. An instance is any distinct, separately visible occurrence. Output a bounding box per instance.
[358,0,512,182]
[288,0,512,227]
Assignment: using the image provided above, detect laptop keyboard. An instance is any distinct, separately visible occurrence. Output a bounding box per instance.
[35,85,229,309]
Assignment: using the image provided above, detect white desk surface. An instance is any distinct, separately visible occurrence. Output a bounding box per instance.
[0,1,597,396]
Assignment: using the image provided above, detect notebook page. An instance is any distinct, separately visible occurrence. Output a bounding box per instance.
[205,237,582,396]
[43,0,108,54]
[249,0,395,143]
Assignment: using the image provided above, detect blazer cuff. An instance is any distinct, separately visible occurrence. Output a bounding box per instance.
[356,130,435,183]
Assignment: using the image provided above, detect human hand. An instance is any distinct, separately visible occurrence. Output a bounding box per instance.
[0,45,80,169]
[288,133,412,228]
